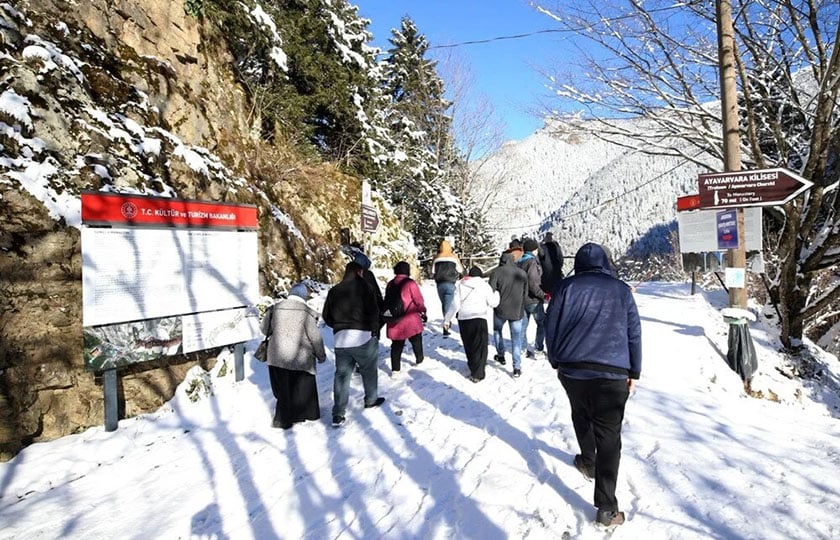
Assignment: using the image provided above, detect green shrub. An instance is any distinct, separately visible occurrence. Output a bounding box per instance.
[184,0,203,18]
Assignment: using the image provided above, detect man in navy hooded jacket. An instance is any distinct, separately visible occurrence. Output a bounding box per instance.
[544,242,641,527]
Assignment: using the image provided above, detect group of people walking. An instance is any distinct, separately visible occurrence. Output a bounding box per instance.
[259,234,641,528]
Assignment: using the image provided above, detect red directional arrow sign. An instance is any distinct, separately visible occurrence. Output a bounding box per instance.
[698,167,812,209]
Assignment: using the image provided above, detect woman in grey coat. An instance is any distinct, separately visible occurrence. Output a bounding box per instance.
[261,283,326,429]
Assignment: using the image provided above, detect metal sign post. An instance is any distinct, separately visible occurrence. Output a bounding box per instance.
[103,368,118,432]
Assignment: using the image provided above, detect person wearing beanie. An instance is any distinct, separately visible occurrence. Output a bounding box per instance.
[443,266,500,382]
[487,252,528,377]
[431,240,464,336]
[260,282,326,429]
[544,242,641,527]
[384,261,427,376]
[517,238,547,366]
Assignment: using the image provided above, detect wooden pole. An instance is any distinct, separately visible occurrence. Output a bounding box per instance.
[716,0,747,308]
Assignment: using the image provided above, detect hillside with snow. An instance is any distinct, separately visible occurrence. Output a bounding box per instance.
[474,120,711,258]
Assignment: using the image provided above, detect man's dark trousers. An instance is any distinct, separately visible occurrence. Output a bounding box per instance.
[560,374,630,512]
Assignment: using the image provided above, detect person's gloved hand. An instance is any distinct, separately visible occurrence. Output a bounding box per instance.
[421,312,428,323]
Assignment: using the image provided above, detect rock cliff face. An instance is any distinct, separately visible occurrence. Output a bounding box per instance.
[0,1,409,459]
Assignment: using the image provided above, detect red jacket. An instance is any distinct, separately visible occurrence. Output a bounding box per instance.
[385,275,426,341]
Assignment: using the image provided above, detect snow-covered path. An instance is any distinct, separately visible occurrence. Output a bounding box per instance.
[1,281,839,539]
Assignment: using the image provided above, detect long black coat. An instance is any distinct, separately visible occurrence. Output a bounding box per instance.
[539,240,564,294]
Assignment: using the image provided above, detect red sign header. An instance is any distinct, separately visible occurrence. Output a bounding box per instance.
[81,192,258,229]
[676,194,701,212]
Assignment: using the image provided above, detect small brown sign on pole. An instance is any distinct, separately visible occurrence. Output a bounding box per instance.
[698,167,812,209]
[361,204,379,233]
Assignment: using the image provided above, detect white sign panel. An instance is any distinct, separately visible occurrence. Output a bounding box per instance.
[362,179,372,205]
[678,207,762,253]
[725,267,746,288]
[82,228,259,326]
[181,306,262,354]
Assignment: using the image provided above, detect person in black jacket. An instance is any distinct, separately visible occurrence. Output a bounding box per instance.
[539,232,564,295]
[352,251,384,323]
[487,252,528,377]
[518,238,546,358]
[431,240,463,336]
[544,242,642,527]
[322,262,385,427]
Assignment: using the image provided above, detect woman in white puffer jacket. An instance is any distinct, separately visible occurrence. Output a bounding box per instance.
[443,267,500,382]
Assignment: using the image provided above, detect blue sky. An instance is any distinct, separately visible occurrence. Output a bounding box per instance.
[352,0,571,142]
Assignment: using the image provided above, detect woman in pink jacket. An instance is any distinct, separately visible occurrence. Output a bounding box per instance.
[385,261,427,376]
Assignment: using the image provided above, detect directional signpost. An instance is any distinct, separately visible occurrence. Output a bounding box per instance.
[698,167,813,210]
[361,203,379,233]
[360,179,379,233]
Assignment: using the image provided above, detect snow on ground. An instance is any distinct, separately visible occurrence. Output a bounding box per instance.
[1,281,839,539]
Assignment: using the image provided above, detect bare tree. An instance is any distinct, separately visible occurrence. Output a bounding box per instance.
[532,0,840,347]
[437,49,507,255]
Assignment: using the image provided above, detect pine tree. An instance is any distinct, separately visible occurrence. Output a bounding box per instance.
[204,0,387,169]
[377,17,464,256]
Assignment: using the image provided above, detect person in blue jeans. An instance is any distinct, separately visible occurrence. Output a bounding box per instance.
[322,261,385,427]
[493,314,524,374]
[431,240,463,336]
[487,252,528,377]
[331,338,379,424]
[517,238,547,357]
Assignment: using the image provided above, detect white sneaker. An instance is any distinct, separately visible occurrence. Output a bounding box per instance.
[391,370,402,379]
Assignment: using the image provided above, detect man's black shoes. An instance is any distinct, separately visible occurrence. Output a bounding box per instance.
[574,454,595,480]
[331,416,346,428]
[364,397,385,409]
[595,509,625,527]
[494,355,506,365]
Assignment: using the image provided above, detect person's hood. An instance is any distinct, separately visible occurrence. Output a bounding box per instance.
[436,240,455,258]
[498,252,516,266]
[573,243,613,275]
[459,275,484,291]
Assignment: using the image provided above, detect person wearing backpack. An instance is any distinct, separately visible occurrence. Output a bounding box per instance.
[384,261,427,377]
[431,240,463,336]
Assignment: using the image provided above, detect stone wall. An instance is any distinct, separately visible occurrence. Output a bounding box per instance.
[0,0,367,459]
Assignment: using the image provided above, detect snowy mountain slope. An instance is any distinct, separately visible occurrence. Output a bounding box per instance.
[1,280,838,539]
[475,120,711,258]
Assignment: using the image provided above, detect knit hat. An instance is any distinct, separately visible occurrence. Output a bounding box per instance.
[289,282,308,299]
[394,261,411,276]
[523,238,539,252]
[352,251,371,270]
[468,266,483,277]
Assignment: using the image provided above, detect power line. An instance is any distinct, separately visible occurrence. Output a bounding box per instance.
[424,4,686,51]
[428,28,570,49]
